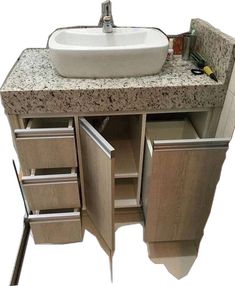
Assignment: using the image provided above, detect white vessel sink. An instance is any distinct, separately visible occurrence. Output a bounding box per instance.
[48,27,169,78]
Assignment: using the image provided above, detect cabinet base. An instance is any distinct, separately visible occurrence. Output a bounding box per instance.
[81,207,144,255]
[11,212,202,284]
[147,240,199,279]
[114,207,144,228]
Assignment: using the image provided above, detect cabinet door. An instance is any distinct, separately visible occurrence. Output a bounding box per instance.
[79,118,115,252]
[143,139,228,242]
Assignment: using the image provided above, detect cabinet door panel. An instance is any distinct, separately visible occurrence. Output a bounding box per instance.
[79,118,115,252]
[144,139,228,242]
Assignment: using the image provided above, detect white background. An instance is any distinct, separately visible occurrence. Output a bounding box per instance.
[0,0,235,285]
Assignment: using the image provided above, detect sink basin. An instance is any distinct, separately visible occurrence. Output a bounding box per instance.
[48,27,169,78]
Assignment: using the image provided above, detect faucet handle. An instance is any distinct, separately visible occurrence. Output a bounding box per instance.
[103,15,112,22]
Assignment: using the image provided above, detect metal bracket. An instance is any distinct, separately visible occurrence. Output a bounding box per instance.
[10,160,31,285]
[10,216,30,286]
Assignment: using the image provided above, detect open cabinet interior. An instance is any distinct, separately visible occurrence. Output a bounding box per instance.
[146,111,213,140]
[26,117,73,129]
[87,115,145,208]
[146,119,199,143]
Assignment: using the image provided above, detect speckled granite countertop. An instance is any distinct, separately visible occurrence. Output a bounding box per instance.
[1,19,234,115]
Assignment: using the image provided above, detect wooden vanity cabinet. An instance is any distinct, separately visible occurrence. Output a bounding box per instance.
[11,112,229,249]
[142,117,229,242]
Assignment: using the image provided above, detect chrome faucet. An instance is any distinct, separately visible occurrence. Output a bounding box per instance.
[98,0,114,33]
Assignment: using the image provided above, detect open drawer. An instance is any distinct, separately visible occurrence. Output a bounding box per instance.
[14,117,77,169]
[29,209,82,244]
[146,118,229,152]
[143,118,229,242]
[22,168,80,211]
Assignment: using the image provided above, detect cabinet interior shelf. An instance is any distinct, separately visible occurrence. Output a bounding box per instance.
[110,139,138,178]
[115,178,138,208]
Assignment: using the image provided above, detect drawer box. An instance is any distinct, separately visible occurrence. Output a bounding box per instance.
[15,117,77,169]
[22,168,80,211]
[29,209,82,244]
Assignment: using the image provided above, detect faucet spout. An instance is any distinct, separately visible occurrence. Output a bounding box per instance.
[98,0,114,33]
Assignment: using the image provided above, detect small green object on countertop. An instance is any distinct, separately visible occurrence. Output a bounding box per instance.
[190,52,218,82]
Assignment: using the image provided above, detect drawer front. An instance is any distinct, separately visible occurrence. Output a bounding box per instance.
[29,212,82,244]
[144,138,229,242]
[23,181,80,211]
[16,136,77,169]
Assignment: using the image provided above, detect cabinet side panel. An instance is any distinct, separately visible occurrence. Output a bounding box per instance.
[216,90,235,138]
[142,139,153,222]
[74,117,86,209]
[130,114,146,203]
